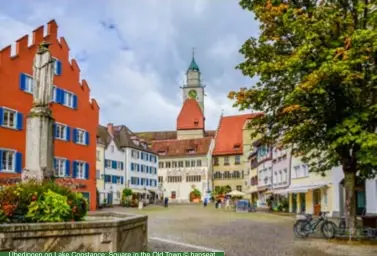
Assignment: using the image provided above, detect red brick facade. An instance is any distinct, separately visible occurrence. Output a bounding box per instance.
[0,20,99,210]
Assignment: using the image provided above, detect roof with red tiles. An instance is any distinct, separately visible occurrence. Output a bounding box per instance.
[176,99,205,130]
[151,137,212,157]
[213,113,262,156]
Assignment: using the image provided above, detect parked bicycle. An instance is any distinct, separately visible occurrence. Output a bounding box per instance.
[294,211,337,239]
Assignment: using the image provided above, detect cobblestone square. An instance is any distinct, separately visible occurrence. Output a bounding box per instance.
[102,204,377,256]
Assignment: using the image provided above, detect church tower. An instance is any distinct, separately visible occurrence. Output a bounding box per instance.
[182,50,205,113]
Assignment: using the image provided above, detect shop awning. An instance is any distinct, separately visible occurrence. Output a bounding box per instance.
[132,188,150,194]
[245,187,259,194]
[282,182,329,193]
[272,189,289,195]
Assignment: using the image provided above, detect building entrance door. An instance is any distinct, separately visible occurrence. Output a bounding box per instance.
[313,189,321,215]
[299,193,306,213]
[292,193,297,213]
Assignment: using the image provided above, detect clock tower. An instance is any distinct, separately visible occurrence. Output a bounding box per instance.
[182,49,205,112]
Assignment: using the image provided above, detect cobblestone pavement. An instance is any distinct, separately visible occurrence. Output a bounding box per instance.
[100,204,377,256]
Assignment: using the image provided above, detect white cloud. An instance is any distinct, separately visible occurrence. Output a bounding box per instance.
[0,0,259,132]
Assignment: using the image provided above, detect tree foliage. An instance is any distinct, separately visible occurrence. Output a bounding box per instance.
[231,0,377,177]
[230,0,377,234]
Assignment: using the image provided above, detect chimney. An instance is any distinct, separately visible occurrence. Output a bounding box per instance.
[107,123,114,136]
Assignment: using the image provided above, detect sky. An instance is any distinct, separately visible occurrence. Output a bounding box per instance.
[0,0,259,132]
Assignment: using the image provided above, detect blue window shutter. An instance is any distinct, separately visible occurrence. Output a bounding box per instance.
[16,112,23,130]
[112,176,116,184]
[85,163,89,179]
[65,160,70,177]
[72,161,77,178]
[73,95,78,109]
[137,164,139,172]
[61,90,66,104]
[56,88,62,104]
[121,177,124,184]
[19,73,26,91]
[112,160,116,169]
[146,179,149,186]
[85,131,89,145]
[0,107,3,126]
[15,152,22,173]
[0,150,4,170]
[131,163,134,171]
[66,126,71,141]
[56,60,62,75]
[121,162,124,170]
[73,128,77,143]
[137,178,140,185]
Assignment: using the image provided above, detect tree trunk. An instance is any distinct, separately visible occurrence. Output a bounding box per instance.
[343,170,357,239]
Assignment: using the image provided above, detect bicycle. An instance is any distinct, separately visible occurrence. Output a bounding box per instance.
[294,211,337,239]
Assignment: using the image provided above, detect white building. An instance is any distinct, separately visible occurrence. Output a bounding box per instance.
[97,124,159,205]
[272,147,291,190]
[366,178,377,214]
[256,142,273,207]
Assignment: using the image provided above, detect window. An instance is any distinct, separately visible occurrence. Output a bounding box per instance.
[186,175,201,182]
[117,161,123,170]
[54,123,70,141]
[185,160,190,167]
[74,161,88,179]
[235,155,241,165]
[96,170,100,179]
[171,191,176,199]
[214,172,222,179]
[232,171,241,179]
[64,92,74,108]
[19,73,33,93]
[223,171,231,179]
[159,162,164,168]
[0,150,20,172]
[53,58,62,75]
[54,158,68,177]
[191,160,196,167]
[236,185,242,192]
[0,108,23,130]
[197,159,202,167]
[172,161,177,168]
[166,162,171,168]
[73,128,89,145]
[105,159,112,168]
[96,150,100,161]
[178,161,184,167]
[213,157,219,166]
[167,176,182,183]
[224,156,229,165]
[158,176,163,183]
[116,191,121,199]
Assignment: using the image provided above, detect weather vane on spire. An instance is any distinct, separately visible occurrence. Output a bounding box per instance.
[192,47,195,58]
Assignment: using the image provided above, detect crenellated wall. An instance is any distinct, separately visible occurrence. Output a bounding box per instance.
[0,20,99,210]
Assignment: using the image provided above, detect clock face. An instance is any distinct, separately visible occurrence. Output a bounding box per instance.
[188,90,197,99]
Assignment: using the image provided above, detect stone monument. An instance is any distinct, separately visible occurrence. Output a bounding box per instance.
[22,42,55,182]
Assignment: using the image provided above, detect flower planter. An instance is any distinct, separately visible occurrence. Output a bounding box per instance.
[0,212,148,252]
[192,198,200,203]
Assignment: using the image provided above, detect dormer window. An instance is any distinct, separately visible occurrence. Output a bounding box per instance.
[158,149,167,155]
[133,140,140,146]
[194,120,199,127]
[186,148,195,154]
[234,144,241,149]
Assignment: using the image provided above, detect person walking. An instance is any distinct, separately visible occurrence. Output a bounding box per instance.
[225,198,230,210]
[203,197,208,207]
[164,197,169,208]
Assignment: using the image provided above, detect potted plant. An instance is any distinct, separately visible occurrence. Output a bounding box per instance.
[122,188,133,207]
[190,189,202,203]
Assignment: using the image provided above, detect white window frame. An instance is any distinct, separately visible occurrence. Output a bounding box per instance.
[2,107,17,129]
[76,129,86,145]
[0,149,15,172]
[64,90,74,108]
[51,86,57,102]
[76,161,86,179]
[54,157,66,177]
[117,161,122,170]
[52,57,59,75]
[105,159,111,168]
[116,176,121,184]
[25,74,33,94]
[55,123,67,140]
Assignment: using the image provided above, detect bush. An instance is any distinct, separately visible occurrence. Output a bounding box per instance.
[192,188,201,198]
[0,181,88,223]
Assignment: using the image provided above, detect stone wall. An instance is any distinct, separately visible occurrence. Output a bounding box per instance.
[0,212,147,252]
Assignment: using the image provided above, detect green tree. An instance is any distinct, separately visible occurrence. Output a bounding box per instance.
[230,0,377,237]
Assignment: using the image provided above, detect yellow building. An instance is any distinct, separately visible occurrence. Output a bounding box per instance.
[212,114,260,192]
[96,132,106,205]
[286,156,343,216]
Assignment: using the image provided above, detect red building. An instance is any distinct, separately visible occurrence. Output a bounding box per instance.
[0,20,99,210]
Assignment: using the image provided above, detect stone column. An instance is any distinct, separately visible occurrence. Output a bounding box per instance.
[22,42,55,182]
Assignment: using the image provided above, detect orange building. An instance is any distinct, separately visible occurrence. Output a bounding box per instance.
[0,20,99,210]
